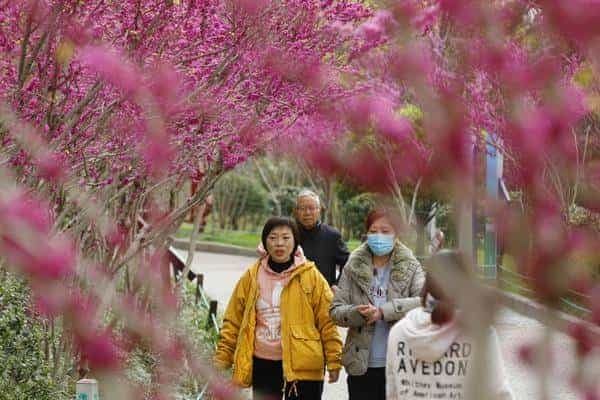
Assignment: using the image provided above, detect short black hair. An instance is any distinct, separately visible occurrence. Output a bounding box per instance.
[261,216,300,255]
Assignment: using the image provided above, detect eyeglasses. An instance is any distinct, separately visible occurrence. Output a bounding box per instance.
[296,206,320,213]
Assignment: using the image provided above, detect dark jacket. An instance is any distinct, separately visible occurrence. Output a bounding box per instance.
[298,222,349,286]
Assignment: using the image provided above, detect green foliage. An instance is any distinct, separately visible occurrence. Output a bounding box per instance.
[0,271,72,400]
[335,180,363,204]
[175,283,220,399]
[399,103,425,142]
[398,103,424,122]
[212,172,269,230]
[200,228,261,249]
[271,185,303,217]
[346,239,362,251]
[573,63,595,89]
[0,270,222,400]
[124,282,219,399]
[433,203,457,247]
[177,222,261,249]
[342,193,377,239]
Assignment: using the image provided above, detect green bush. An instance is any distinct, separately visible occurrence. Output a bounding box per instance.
[123,282,219,399]
[0,271,72,400]
[342,193,377,240]
[0,270,221,400]
[212,173,270,231]
[270,185,302,217]
[433,203,457,248]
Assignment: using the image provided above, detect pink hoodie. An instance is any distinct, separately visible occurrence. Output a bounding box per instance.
[254,246,307,361]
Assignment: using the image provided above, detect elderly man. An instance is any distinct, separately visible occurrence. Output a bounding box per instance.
[294,189,349,286]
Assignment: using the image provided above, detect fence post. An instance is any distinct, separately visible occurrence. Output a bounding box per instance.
[195,273,204,305]
[496,263,502,289]
[207,300,218,329]
[76,378,99,400]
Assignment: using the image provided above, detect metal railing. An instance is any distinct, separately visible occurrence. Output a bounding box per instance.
[167,247,220,334]
[166,247,219,400]
[496,263,591,317]
[137,216,221,332]
[421,247,592,319]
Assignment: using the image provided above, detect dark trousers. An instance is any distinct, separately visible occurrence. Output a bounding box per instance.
[252,356,324,400]
[347,367,386,400]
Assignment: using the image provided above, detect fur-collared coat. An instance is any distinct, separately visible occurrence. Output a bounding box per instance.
[330,241,425,376]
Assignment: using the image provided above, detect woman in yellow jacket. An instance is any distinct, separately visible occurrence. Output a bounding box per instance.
[214,216,342,400]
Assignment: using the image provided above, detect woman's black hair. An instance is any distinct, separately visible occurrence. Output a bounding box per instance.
[261,216,300,256]
[421,250,469,325]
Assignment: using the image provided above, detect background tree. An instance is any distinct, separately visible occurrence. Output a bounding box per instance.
[1,0,600,398]
[277,1,600,397]
[0,0,370,397]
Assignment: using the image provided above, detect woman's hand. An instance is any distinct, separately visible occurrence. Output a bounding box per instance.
[357,304,383,324]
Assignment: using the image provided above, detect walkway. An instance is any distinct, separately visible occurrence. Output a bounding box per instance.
[175,249,582,400]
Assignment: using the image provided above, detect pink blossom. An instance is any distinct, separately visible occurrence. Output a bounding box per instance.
[76,329,123,371]
[2,0,600,396]
[30,239,76,280]
[36,152,67,182]
[358,20,384,43]
[0,193,52,234]
[79,45,142,96]
[584,387,600,400]
[305,145,342,178]
[540,0,600,44]
[567,322,596,357]
[33,293,65,317]
[159,338,185,363]
[106,224,128,249]
[142,134,174,177]
[590,286,600,326]
[388,45,433,81]
[411,5,440,32]
[148,63,184,115]
[233,0,269,15]
[64,20,92,46]
[210,378,241,400]
[346,150,393,192]
[0,235,75,280]
[517,344,535,365]
[438,0,479,26]
[23,0,50,26]
[373,106,413,143]
[346,96,376,130]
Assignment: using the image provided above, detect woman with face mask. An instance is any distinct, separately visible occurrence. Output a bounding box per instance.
[330,209,425,400]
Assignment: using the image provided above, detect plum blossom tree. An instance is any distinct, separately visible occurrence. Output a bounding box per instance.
[281,1,600,398]
[2,0,600,398]
[0,0,370,397]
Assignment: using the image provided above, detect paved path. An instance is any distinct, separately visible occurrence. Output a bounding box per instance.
[177,250,585,400]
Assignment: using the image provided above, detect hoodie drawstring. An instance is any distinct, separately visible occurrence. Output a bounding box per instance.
[287,381,299,398]
[282,380,299,398]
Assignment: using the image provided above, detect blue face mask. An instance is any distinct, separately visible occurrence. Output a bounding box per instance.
[367,233,395,256]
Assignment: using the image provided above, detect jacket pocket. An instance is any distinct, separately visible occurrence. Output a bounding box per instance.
[300,273,314,294]
[341,329,368,376]
[289,324,324,371]
[342,347,366,376]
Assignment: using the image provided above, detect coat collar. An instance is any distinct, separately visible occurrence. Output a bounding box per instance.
[249,257,314,281]
[345,241,418,294]
[298,221,322,237]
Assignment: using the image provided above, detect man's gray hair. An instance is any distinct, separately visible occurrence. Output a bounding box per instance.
[296,189,321,207]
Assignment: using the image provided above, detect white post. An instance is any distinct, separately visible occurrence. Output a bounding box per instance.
[76,379,99,400]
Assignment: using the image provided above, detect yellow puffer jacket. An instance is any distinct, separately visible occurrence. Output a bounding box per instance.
[214,259,342,387]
